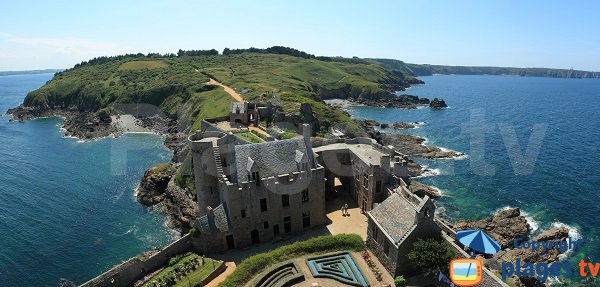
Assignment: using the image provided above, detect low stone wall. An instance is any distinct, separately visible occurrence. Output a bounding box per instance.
[80,234,192,287]
[198,261,227,286]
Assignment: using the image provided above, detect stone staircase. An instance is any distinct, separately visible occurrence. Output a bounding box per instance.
[212,143,225,182]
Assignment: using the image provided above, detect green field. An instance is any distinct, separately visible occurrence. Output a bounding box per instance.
[234,132,264,143]
[118,60,169,70]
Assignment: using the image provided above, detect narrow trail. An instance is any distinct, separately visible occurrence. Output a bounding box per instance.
[204,262,236,287]
[207,78,244,102]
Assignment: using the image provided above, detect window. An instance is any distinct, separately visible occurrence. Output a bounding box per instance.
[282,194,290,207]
[376,181,382,193]
[263,221,269,229]
[302,162,308,170]
[284,216,292,233]
[252,171,260,186]
[302,211,310,228]
[363,174,369,188]
[372,225,378,240]
[301,189,309,202]
[355,172,360,181]
[241,209,246,218]
[260,198,268,212]
[384,240,390,255]
[222,158,227,167]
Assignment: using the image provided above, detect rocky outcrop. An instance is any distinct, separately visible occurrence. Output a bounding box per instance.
[157,180,199,233]
[380,134,465,159]
[429,98,448,109]
[136,164,198,234]
[408,181,441,198]
[350,94,439,109]
[455,208,531,248]
[137,164,176,206]
[8,107,118,139]
[392,122,417,129]
[363,119,380,126]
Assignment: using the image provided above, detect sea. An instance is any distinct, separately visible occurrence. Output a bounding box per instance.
[0,73,173,286]
[346,75,600,281]
[1,73,600,286]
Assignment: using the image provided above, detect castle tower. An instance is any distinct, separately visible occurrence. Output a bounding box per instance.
[393,155,409,179]
[188,131,224,217]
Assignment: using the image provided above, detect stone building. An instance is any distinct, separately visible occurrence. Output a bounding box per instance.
[189,124,326,252]
[366,183,438,277]
[189,122,439,273]
[229,101,273,126]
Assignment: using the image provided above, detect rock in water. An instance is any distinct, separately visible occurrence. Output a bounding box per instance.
[408,181,441,198]
[429,98,448,108]
[392,122,416,129]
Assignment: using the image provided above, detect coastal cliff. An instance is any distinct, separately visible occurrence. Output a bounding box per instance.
[369,58,600,79]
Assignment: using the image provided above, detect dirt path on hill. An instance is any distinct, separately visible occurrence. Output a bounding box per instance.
[207,78,244,102]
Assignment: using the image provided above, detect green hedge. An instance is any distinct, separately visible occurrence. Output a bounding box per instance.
[218,234,364,287]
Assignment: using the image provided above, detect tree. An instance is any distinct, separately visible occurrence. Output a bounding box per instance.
[407,237,456,274]
[394,275,407,286]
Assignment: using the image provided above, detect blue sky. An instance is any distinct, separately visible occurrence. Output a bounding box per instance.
[1,0,599,71]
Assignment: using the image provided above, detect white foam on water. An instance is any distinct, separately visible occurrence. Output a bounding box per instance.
[494,206,540,233]
[414,167,441,178]
[551,221,581,241]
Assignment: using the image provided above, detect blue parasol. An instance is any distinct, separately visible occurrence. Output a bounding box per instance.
[456,229,501,255]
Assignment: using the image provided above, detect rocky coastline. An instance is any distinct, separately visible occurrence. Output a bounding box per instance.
[349,94,448,109]
[450,208,572,286]
[359,120,465,159]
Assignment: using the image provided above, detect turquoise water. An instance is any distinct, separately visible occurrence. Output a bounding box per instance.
[347,75,600,263]
[0,74,173,286]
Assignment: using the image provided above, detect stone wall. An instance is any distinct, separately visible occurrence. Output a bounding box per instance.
[81,234,193,287]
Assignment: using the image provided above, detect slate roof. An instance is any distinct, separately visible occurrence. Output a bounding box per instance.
[194,203,230,234]
[231,102,245,114]
[234,138,311,183]
[368,193,417,245]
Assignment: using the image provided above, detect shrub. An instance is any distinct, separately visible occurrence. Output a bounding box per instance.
[394,275,407,286]
[407,237,456,274]
[218,234,364,287]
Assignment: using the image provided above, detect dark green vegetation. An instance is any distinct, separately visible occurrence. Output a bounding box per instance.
[140,252,220,287]
[369,58,600,79]
[407,237,456,274]
[394,275,407,287]
[218,234,365,287]
[22,48,417,136]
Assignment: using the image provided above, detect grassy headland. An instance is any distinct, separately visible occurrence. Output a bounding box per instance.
[19,48,418,137]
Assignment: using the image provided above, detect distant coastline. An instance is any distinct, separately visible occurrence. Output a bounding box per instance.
[0,69,63,77]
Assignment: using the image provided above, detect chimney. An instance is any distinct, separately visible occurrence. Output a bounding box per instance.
[302,123,312,149]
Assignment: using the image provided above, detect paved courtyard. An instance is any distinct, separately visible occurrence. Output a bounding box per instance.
[325,185,368,240]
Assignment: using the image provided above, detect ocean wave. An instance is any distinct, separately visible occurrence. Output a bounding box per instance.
[414,167,441,178]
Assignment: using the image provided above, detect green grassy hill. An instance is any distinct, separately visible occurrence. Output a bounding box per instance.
[22,51,413,136]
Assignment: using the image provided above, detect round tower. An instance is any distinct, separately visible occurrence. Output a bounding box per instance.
[188,131,226,217]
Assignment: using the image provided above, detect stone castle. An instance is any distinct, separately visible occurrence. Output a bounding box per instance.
[188,118,439,276]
